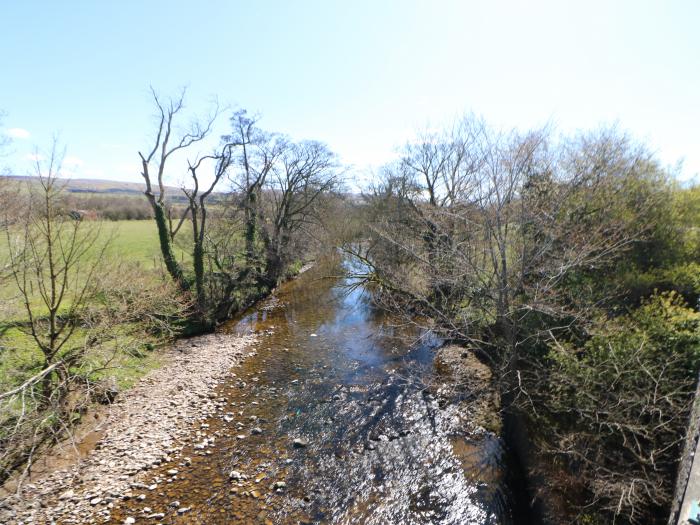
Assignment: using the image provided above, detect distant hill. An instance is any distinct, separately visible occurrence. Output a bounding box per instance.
[3,175,180,196]
[0,176,233,205]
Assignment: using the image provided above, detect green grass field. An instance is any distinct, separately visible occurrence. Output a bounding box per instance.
[1,219,191,275]
[0,219,192,316]
[102,220,192,268]
[0,219,191,392]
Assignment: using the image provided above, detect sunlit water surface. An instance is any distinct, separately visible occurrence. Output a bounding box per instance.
[110,260,518,524]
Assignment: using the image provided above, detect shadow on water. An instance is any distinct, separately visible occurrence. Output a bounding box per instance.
[110,257,527,524]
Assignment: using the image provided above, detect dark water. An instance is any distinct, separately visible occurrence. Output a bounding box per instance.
[110,260,517,524]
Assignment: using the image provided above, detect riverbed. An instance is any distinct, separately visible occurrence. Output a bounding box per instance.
[106,260,517,524]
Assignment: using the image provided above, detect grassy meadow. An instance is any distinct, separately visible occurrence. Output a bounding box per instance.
[0,219,191,393]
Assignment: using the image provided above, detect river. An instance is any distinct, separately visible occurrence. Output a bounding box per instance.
[109,258,520,524]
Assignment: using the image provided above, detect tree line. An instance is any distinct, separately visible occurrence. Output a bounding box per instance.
[137,88,341,327]
[2,97,699,523]
[348,115,700,524]
[0,92,342,491]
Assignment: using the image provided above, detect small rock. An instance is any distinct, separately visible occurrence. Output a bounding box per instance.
[124,518,135,525]
[229,470,243,480]
[59,489,75,500]
[251,427,263,435]
[293,438,308,448]
[177,507,191,514]
[90,497,102,506]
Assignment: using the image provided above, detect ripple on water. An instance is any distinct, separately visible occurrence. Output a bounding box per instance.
[109,259,514,524]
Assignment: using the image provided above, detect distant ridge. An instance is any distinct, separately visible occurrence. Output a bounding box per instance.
[1,175,176,196]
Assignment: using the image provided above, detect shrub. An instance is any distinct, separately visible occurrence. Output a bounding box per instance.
[528,292,700,523]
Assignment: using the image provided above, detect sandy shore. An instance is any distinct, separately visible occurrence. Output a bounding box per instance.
[0,332,255,525]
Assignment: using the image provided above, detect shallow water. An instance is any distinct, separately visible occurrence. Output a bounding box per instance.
[110,261,517,524]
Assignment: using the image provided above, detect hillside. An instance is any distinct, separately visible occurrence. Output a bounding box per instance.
[3,175,182,197]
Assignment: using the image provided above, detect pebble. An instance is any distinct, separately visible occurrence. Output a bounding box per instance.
[293,438,309,448]
[59,489,75,500]
[5,333,255,524]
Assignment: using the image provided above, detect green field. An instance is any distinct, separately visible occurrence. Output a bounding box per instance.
[1,219,191,276]
[0,219,191,392]
[102,220,192,268]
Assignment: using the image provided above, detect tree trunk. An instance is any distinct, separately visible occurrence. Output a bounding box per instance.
[245,191,258,268]
[150,199,189,291]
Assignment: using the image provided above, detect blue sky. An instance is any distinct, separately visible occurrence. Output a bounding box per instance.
[1,0,698,187]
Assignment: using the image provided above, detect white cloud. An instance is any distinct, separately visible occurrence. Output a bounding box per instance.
[6,128,30,139]
[116,162,143,174]
[63,155,84,167]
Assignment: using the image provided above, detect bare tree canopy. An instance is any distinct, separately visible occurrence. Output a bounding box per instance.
[138,87,219,291]
[349,117,684,523]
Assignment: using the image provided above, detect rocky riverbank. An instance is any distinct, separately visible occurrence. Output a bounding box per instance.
[434,345,501,434]
[0,332,255,525]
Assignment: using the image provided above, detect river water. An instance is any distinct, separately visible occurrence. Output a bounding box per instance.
[110,260,519,524]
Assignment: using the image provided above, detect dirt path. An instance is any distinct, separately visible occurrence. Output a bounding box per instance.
[0,332,256,525]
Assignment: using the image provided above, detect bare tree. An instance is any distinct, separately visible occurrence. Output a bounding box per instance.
[354,123,657,366]
[350,120,673,522]
[1,142,109,486]
[6,144,109,401]
[260,140,339,285]
[182,140,238,321]
[0,115,21,285]
[138,87,218,291]
[224,116,340,287]
[224,111,287,273]
[1,140,191,491]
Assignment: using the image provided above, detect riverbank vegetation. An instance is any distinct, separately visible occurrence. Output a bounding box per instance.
[0,93,343,491]
[348,116,700,523]
[2,97,699,524]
